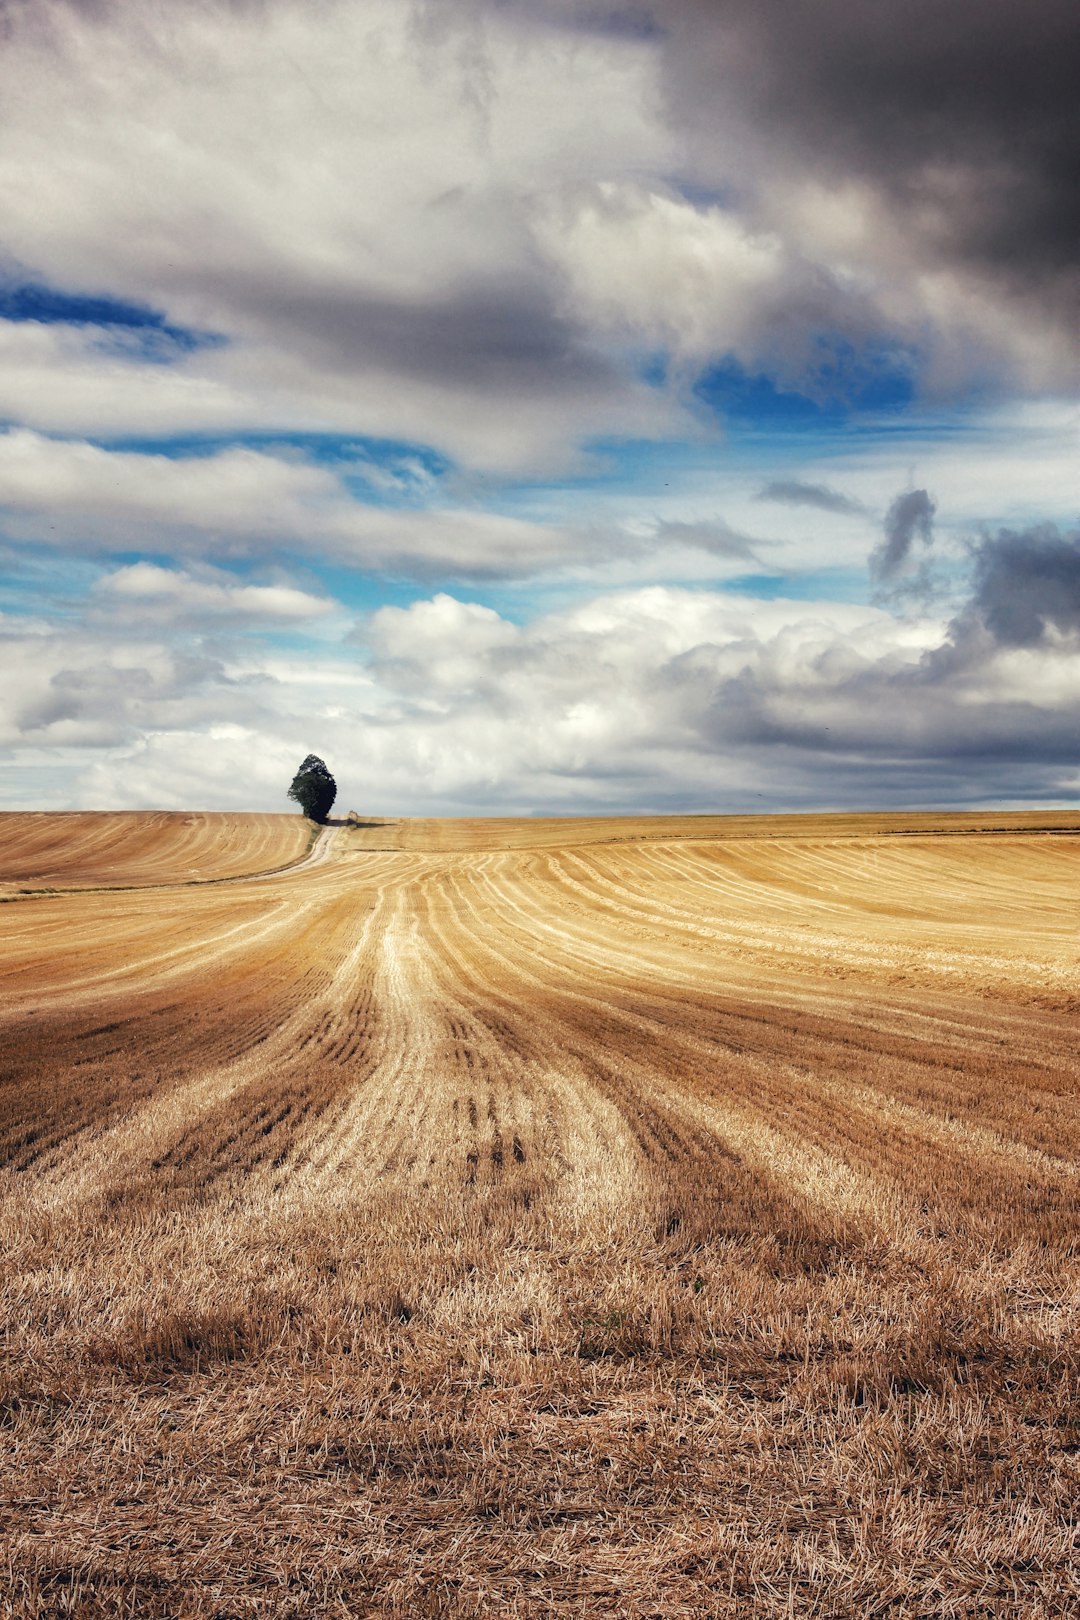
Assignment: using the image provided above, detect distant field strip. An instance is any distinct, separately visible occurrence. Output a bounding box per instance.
[0,809,313,891]
[1,811,1078,1618]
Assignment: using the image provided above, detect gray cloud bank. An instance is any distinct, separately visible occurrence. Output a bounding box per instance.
[963,525,1080,648]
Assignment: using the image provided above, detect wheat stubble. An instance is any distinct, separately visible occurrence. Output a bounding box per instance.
[1,811,1078,1618]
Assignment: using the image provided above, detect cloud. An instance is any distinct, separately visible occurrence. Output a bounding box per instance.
[0,430,332,537]
[0,0,681,474]
[0,429,790,584]
[1,631,231,750]
[0,1,1077,815]
[5,561,1079,811]
[641,0,1080,390]
[870,488,936,584]
[0,429,602,579]
[963,524,1080,647]
[756,480,865,517]
[0,0,1071,492]
[93,562,335,627]
[363,593,520,697]
[652,518,763,562]
[533,181,871,387]
[343,580,1079,810]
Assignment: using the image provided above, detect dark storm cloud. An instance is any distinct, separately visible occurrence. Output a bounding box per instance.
[756,480,865,516]
[966,524,1080,646]
[869,489,935,584]
[651,0,1080,291]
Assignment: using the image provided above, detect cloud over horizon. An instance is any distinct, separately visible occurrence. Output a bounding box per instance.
[6,536,1078,814]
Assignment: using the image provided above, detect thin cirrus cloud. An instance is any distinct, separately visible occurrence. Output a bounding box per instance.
[0,0,1077,812]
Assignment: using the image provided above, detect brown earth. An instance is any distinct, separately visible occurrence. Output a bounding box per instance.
[1,810,1078,1617]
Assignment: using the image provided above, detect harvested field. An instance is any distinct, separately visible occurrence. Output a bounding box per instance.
[1,809,1078,1618]
[0,811,314,893]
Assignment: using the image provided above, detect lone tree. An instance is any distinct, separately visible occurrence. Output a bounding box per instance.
[287,754,337,823]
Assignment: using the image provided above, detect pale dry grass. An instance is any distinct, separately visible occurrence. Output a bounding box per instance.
[1,811,1078,1617]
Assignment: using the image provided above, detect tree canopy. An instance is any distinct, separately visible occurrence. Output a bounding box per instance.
[287,754,336,823]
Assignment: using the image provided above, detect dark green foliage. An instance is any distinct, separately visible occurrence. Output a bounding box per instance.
[287,754,336,823]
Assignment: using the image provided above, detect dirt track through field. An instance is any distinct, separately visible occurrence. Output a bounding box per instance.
[1,810,1078,1617]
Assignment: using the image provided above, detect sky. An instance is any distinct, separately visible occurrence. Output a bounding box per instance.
[0,0,1077,815]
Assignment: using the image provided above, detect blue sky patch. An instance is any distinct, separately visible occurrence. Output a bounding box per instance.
[94,429,452,502]
[0,278,222,359]
[694,346,916,431]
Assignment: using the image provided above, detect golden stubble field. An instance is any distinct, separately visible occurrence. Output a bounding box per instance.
[1,809,1078,1618]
